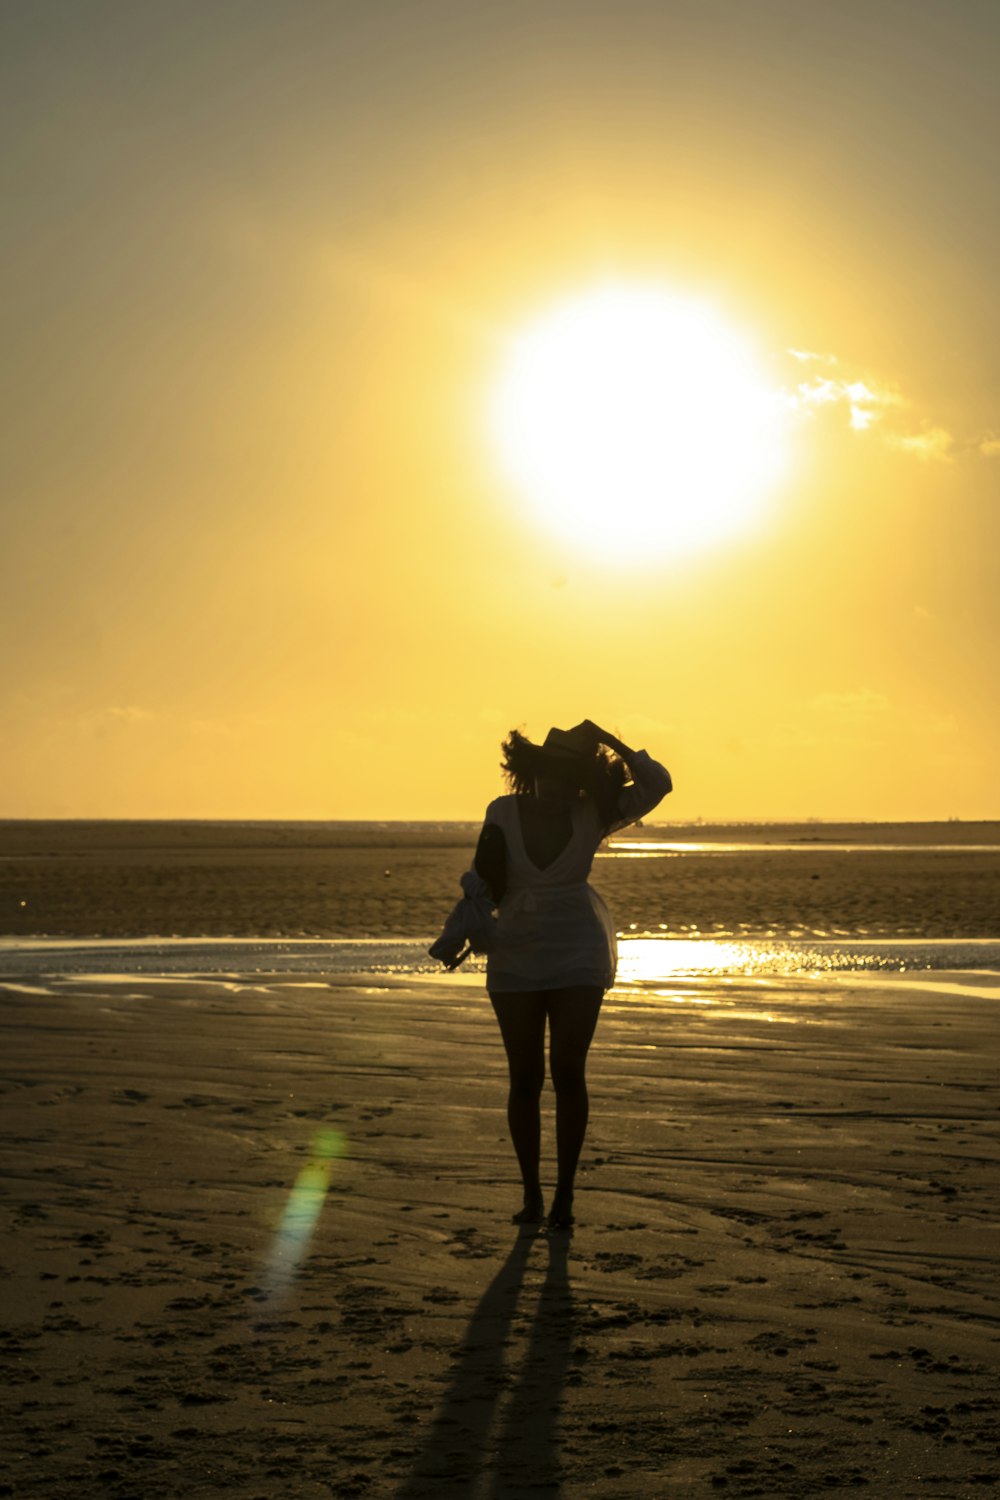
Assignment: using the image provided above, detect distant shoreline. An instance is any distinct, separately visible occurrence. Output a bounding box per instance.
[3,816,999,837]
[3,820,999,942]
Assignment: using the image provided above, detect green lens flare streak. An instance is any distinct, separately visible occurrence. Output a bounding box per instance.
[266,1129,346,1291]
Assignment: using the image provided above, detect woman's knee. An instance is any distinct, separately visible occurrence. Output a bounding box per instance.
[509,1065,545,1100]
[550,1055,588,1096]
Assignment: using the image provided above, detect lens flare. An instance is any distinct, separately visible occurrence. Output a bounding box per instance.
[264,1128,346,1296]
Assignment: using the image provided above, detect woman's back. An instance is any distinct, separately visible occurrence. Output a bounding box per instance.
[486,795,603,895]
[514,797,574,871]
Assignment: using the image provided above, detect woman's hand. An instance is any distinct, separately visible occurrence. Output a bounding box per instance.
[580,718,609,743]
[578,720,631,759]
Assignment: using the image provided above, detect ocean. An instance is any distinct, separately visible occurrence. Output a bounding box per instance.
[1,819,998,984]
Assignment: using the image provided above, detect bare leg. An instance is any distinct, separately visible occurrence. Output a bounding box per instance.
[546,986,604,1226]
[490,993,547,1220]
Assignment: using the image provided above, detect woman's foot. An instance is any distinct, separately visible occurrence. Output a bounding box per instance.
[512,1190,545,1224]
[547,1189,574,1230]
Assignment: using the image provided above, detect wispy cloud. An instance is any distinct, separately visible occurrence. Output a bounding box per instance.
[779,350,904,436]
[809,688,891,722]
[775,349,1000,464]
[77,705,158,735]
[888,426,956,463]
[769,688,891,750]
[786,347,839,367]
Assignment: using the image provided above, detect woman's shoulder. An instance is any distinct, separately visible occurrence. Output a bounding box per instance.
[484,793,518,822]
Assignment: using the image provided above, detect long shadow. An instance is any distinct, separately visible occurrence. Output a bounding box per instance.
[486,1231,574,1497]
[397,1229,576,1498]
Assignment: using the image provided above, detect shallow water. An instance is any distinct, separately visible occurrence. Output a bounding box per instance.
[2,934,999,986]
[602,839,1000,856]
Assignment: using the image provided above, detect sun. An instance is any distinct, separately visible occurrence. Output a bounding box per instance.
[488,282,788,560]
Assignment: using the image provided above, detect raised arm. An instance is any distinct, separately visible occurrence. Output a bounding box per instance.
[579,720,672,831]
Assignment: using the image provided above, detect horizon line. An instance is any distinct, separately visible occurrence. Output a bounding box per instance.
[2,814,998,827]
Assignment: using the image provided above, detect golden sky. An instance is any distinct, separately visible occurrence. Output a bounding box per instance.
[3,1,998,820]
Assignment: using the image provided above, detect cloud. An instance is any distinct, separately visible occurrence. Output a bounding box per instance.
[793,375,903,430]
[888,426,955,463]
[76,705,158,735]
[769,688,891,750]
[107,705,156,723]
[786,348,839,367]
[979,433,1000,458]
[844,380,903,431]
[777,349,977,462]
[780,351,904,434]
[809,688,891,722]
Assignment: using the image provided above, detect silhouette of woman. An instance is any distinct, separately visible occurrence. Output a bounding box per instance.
[473,719,671,1229]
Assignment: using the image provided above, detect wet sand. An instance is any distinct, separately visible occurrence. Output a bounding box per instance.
[3,820,1000,940]
[2,969,998,1498]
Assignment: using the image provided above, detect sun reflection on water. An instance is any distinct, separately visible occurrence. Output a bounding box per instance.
[613,936,1000,982]
[602,840,1000,856]
[617,936,849,981]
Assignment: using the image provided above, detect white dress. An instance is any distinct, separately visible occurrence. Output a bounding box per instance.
[483,751,671,994]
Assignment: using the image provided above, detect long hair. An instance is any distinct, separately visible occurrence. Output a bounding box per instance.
[499,729,628,829]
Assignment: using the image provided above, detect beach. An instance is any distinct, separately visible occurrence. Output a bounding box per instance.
[8,0,1000,1493]
[3,820,999,942]
[2,826,999,1498]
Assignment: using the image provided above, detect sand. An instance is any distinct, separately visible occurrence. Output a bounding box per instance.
[2,967,999,1499]
[3,820,1000,940]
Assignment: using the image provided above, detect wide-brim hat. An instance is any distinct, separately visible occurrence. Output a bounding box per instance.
[540,725,594,760]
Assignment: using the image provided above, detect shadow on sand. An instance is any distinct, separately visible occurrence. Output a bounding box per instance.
[397,1227,576,1498]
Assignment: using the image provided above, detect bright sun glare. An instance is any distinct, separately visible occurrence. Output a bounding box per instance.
[489,283,788,560]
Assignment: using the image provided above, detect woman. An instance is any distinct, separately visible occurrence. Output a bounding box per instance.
[473,719,672,1229]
